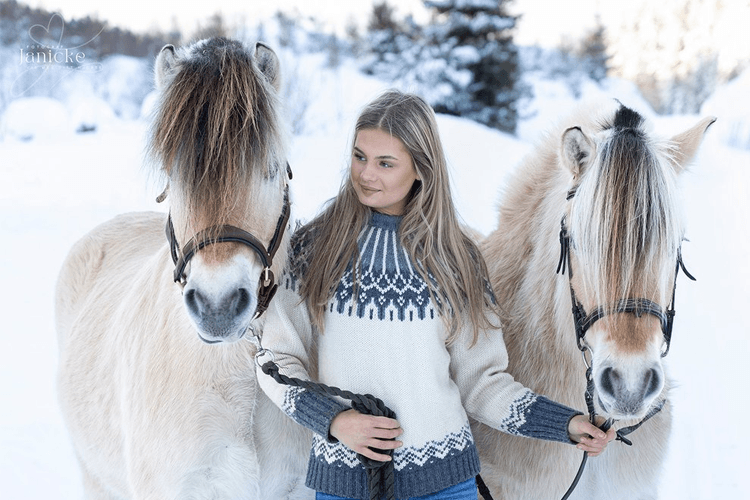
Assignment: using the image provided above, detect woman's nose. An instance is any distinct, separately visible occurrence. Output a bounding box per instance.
[359,161,376,180]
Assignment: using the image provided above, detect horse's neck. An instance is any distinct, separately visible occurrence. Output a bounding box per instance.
[486,164,584,404]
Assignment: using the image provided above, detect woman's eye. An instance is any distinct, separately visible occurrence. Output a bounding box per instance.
[354,153,365,162]
[380,161,392,168]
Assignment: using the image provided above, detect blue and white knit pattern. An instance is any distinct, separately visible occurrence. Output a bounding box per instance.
[331,219,437,321]
[392,423,474,471]
[262,212,580,500]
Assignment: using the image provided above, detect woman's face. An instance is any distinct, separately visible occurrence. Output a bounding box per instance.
[350,128,419,216]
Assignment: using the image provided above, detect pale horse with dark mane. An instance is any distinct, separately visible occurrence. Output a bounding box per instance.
[475,101,714,499]
[55,38,312,499]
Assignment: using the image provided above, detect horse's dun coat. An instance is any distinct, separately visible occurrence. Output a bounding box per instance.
[56,38,312,499]
[476,101,714,499]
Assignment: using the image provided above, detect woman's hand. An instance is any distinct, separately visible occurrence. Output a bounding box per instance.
[567,415,616,457]
[329,409,403,462]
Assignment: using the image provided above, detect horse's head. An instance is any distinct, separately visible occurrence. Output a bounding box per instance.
[148,37,289,344]
[559,102,714,420]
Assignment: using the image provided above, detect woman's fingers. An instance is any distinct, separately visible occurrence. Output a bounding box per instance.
[369,424,403,440]
[330,410,404,461]
[357,444,395,462]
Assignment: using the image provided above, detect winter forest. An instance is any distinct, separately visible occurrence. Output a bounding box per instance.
[2,0,749,136]
[1,0,749,498]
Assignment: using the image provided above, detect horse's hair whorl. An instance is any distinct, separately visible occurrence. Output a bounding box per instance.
[148,37,284,225]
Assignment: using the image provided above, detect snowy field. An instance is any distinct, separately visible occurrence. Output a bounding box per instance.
[1,58,748,499]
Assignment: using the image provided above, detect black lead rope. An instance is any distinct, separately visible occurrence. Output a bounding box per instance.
[261,360,397,500]
[261,360,496,500]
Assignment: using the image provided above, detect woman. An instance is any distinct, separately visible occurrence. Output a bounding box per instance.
[257,90,614,500]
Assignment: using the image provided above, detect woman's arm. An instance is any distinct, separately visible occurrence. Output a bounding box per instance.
[256,280,349,440]
[448,318,614,450]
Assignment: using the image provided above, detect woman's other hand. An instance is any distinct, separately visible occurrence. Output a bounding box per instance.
[568,414,616,457]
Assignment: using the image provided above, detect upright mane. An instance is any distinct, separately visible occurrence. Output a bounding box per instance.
[148,37,285,228]
[569,104,684,305]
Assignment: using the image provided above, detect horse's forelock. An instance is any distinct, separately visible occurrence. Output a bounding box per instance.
[149,38,283,227]
[571,110,682,305]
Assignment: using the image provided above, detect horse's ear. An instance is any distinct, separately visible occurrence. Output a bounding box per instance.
[155,44,177,90]
[669,116,717,173]
[254,42,281,91]
[561,126,595,178]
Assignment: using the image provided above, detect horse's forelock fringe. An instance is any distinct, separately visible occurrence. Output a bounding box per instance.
[570,124,683,305]
[148,39,283,227]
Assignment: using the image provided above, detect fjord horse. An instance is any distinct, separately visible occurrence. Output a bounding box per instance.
[476,101,714,499]
[56,38,311,499]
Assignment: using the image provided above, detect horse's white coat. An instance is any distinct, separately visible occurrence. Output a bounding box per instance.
[56,39,313,500]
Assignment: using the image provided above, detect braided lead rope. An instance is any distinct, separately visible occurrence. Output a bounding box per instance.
[260,360,396,500]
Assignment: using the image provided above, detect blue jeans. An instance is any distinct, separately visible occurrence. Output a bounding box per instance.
[315,477,477,500]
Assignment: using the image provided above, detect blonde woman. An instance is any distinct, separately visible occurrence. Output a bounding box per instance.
[257,90,614,500]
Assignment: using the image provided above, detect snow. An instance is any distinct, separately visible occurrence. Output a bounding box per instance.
[1,49,749,500]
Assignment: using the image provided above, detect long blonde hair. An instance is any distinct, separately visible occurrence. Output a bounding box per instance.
[295,89,498,345]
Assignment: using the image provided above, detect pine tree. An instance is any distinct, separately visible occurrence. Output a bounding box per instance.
[578,16,609,84]
[362,1,417,77]
[421,0,521,132]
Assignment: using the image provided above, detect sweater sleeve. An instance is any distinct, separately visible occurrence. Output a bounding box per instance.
[448,316,580,444]
[255,271,349,441]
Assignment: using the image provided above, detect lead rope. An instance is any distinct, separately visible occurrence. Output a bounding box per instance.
[256,347,495,500]
[260,359,396,500]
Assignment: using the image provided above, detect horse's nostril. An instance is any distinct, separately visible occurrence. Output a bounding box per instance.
[184,288,204,315]
[231,288,251,316]
[643,368,661,398]
[599,367,619,397]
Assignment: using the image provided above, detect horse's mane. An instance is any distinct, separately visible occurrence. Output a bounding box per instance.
[569,104,684,305]
[148,37,284,227]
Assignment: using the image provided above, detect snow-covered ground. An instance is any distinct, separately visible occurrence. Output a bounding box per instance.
[1,55,748,499]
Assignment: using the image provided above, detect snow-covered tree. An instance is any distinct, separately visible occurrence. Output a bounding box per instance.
[606,0,742,114]
[417,0,522,132]
[578,16,609,84]
[361,2,420,78]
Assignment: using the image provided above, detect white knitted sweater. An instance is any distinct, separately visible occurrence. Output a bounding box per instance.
[257,212,578,499]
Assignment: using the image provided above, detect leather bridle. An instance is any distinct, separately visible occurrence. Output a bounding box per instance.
[165,164,292,321]
[556,186,695,500]
[556,189,695,359]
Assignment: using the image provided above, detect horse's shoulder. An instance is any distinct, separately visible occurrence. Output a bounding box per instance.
[56,211,167,317]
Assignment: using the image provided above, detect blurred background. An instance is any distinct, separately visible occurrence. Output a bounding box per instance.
[2,0,749,137]
[1,1,748,499]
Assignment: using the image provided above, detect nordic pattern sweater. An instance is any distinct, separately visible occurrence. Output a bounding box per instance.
[257,212,580,499]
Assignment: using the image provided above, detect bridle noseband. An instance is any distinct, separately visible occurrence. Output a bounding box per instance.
[165,164,292,321]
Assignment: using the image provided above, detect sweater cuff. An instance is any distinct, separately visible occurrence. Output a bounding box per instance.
[516,395,582,444]
[283,387,350,441]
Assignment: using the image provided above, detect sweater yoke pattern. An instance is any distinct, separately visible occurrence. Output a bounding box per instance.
[332,222,438,322]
